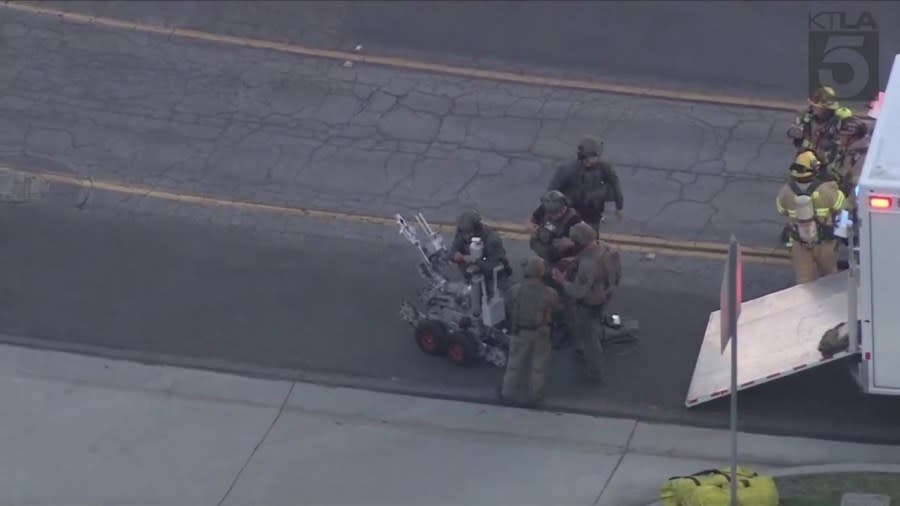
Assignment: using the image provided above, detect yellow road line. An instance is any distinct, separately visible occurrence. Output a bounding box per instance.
[0,166,791,265]
[3,1,800,112]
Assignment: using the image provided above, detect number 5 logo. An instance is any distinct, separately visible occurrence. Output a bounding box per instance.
[809,30,878,101]
[819,35,869,98]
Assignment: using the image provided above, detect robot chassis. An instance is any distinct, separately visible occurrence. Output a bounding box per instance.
[395,212,639,368]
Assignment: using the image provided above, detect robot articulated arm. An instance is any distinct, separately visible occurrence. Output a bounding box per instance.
[396,213,450,286]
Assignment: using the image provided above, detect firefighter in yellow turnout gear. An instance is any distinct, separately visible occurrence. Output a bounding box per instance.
[787,86,847,160]
[776,151,846,285]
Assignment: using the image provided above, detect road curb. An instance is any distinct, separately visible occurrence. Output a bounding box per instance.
[645,463,900,505]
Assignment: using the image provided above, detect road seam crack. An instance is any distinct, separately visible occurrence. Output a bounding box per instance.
[593,420,638,505]
[216,382,296,506]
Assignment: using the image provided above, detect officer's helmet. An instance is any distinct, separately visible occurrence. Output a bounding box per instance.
[809,87,840,110]
[541,190,569,214]
[521,256,545,279]
[457,210,482,234]
[569,222,597,246]
[577,137,603,159]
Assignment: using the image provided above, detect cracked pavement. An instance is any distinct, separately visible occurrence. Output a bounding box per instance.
[1,8,799,246]
[3,6,899,443]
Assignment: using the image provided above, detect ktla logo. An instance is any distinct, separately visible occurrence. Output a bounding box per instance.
[808,10,879,102]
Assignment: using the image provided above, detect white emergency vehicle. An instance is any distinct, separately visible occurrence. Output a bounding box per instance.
[686,54,900,407]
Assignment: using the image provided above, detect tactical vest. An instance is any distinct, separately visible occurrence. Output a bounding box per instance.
[513,282,553,329]
[535,210,582,263]
[571,167,609,217]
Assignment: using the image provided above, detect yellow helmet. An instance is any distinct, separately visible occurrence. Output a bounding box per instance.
[791,150,820,178]
[794,151,818,169]
[835,106,853,120]
[809,86,840,110]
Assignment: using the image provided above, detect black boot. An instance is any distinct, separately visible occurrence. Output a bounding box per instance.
[522,397,544,409]
[496,385,516,405]
[779,226,792,248]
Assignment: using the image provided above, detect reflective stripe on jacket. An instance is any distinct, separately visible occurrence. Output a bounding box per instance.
[776,180,845,226]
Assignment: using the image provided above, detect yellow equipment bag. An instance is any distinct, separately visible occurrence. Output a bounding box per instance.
[682,475,779,506]
[660,466,778,506]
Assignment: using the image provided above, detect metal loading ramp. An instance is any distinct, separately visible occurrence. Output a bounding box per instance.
[686,271,855,407]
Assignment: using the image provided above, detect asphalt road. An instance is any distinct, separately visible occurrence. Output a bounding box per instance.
[26,0,900,101]
[3,3,900,444]
[2,7,795,248]
[2,201,899,444]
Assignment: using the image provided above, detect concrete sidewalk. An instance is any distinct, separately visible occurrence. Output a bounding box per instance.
[3,344,900,506]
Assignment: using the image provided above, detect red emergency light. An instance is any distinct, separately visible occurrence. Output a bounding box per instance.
[869,196,893,209]
[868,91,885,119]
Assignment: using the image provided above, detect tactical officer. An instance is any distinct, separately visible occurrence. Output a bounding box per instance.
[499,256,561,407]
[528,190,584,348]
[776,151,846,285]
[450,210,512,294]
[529,190,584,268]
[546,137,624,231]
[551,222,620,382]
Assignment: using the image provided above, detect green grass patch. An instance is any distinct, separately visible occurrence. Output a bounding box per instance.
[777,472,900,506]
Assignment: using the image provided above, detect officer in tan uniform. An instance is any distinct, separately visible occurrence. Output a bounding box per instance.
[551,223,619,382]
[776,151,846,285]
[499,256,561,407]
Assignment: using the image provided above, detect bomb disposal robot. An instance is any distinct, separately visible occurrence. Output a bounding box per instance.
[396,212,638,368]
